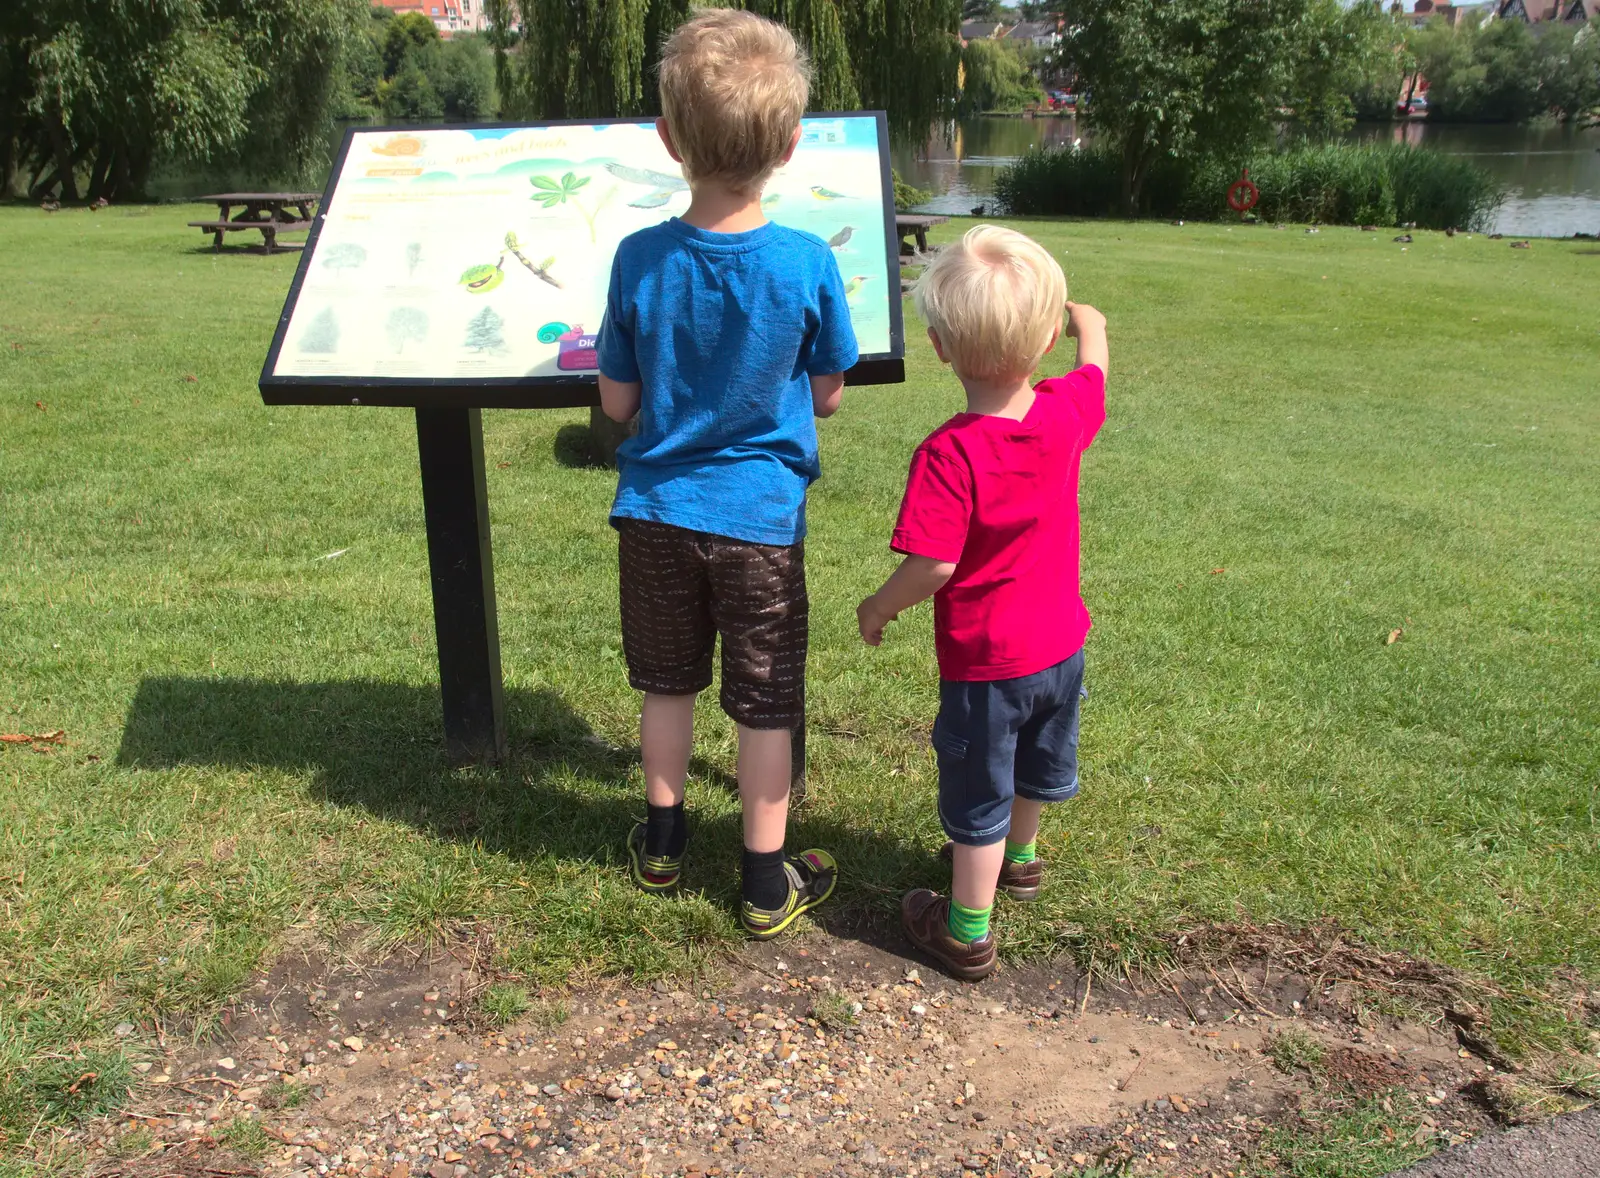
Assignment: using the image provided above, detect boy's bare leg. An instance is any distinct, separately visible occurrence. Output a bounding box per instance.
[1007,797,1045,849]
[737,724,791,853]
[950,841,1007,913]
[642,692,696,807]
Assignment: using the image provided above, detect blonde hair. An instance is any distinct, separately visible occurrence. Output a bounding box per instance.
[913,225,1068,382]
[658,8,811,196]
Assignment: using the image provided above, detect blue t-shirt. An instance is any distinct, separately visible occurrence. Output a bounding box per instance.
[596,218,859,546]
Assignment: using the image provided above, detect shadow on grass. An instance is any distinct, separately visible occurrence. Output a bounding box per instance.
[114,677,935,955]
[553,423,605,469]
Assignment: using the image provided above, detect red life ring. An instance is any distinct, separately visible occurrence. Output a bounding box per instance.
[1227,168,1259,213]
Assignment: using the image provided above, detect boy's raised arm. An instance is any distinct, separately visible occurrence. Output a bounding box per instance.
[1065,301,1108,378]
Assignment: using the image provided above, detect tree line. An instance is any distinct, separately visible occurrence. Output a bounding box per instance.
[335,8,494,123]
[1407,13,1600,124]
[1054,0,1597,212]
[488,0,962,144]
[1,0,365,203]
[4,0,1595,205]
[2,0,962,202]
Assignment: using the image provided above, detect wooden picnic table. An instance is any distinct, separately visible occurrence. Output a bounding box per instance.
[189,192,320,253]
[895,213,949,258]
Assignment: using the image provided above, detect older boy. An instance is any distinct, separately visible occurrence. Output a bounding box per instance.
[857,226,1108,980]
[596,9,858,939]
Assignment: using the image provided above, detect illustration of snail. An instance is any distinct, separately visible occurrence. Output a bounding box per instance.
[373,134,424,157]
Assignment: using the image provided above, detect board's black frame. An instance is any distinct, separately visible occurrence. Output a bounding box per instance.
[259,111,906,408]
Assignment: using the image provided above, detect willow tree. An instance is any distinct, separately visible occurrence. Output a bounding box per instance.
[1,0,363,201]
[492,0,961,143]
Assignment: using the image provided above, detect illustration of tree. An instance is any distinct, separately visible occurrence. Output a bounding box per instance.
[464,306,507,354]
[529,172,614,243]
[406,241,422,276]
[299,307,339,354]
[323,242,367,271]
[386,306,430,353]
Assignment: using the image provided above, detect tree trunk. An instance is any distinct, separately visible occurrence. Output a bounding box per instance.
[1120,144,1147,217]
[29,166,62,202]
[111,141,144,203]
[87,147,112,202]
[44,111,78,202]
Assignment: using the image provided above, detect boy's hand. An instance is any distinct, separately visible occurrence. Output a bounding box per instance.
[856,594,898,646]
[1064,301,1108,376]
[1065,301,1106,338]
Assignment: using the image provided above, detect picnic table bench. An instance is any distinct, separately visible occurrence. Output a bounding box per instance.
[896,213,949,260]
[189,193,319,253]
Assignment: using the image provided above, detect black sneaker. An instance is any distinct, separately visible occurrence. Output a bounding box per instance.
[740,849,837,940]
[627,822,685,894]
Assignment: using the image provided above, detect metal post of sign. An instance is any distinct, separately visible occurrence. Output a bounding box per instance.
[416,407,507,765]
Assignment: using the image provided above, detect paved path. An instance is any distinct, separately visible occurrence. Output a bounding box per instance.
[1387,1107,1600,1178]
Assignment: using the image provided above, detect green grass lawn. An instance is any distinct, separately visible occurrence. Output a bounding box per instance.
[2,206,1597,1147]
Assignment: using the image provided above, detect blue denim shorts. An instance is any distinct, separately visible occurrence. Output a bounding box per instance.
[933,649,1086,846]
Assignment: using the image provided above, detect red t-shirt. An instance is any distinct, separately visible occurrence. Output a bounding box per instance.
[890,365,1106,682]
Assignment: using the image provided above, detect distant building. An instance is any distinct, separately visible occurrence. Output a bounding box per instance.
[960,20,1008,42]
[372,0,491,35]
[1491,0,1595,20]
[1005,20,1063,49]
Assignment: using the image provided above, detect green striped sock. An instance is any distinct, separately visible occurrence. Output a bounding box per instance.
[1003,839,1037,865]
[947,900,992,944]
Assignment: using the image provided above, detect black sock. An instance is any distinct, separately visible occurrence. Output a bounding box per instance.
[741,847,789,910]
[645,802,687,858]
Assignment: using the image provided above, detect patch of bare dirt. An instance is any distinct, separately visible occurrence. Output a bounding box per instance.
[54,925,1516,1178]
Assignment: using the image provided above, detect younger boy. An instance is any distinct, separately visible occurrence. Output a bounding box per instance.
[595,9,859,938]
[856,225,1107,980]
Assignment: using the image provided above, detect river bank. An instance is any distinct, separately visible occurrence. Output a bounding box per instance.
[891,117,1600,237]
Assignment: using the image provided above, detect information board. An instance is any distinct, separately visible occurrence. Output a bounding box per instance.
[260,113,904,408]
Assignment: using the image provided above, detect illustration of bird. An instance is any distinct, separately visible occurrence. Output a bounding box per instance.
[605,162,689,208]
[811,185,851,201]
[761,194,781,210]
[843,275,871,301]
[827,226,854,250]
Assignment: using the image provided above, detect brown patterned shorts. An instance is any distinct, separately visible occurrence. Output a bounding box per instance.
[617,519,807,729]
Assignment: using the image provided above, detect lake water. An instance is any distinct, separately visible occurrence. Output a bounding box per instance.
[890,117,1600,237]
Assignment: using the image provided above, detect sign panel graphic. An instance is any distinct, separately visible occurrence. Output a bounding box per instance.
[263,114,901,401]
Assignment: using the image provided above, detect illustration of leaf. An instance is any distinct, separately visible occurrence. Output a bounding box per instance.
[459,263,504,293]
[560,172,578,189]
[530,175,562,191]
[540,257,555,270]
[567,175,590,192]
